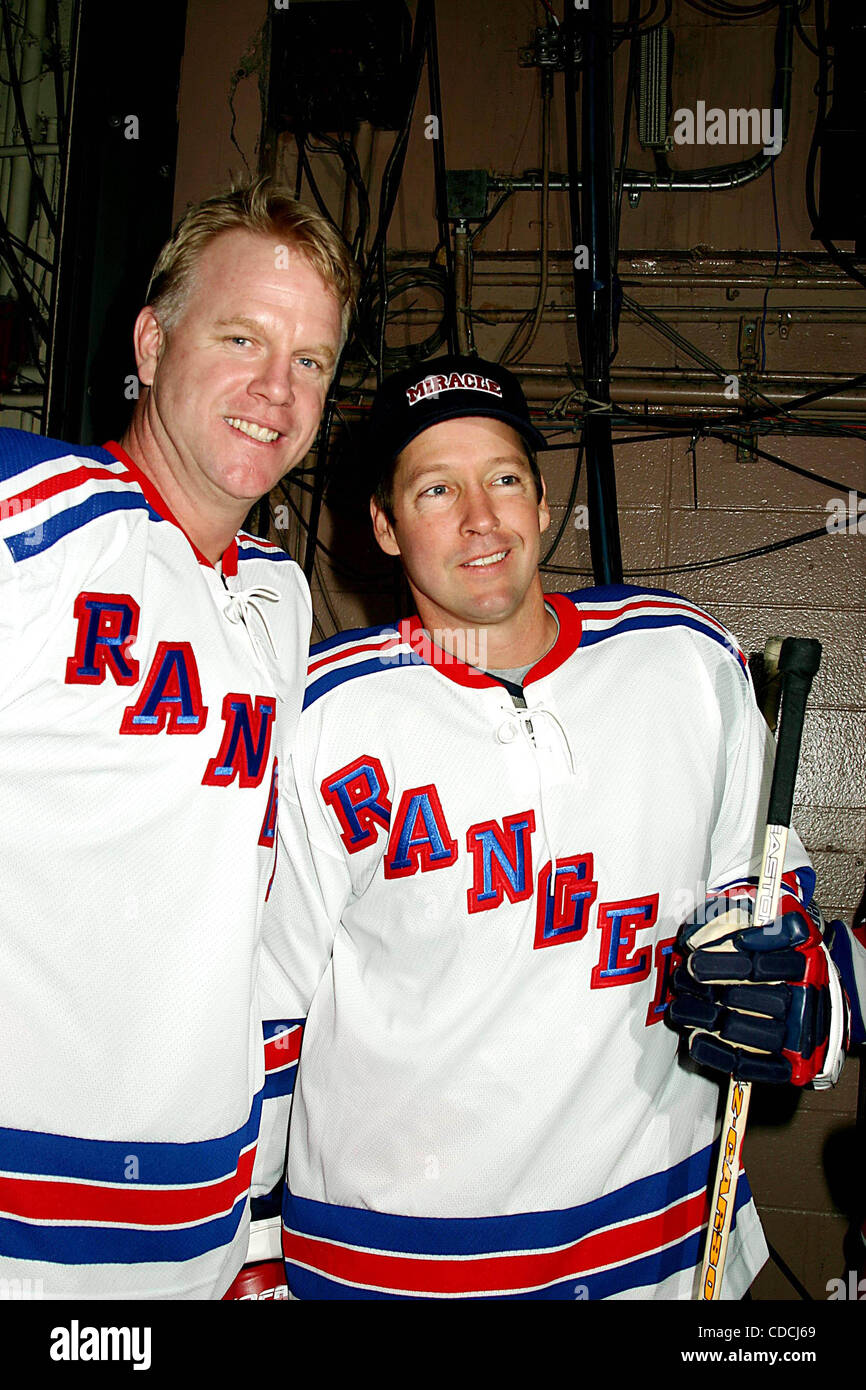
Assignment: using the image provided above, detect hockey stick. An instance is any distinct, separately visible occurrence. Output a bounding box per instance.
[699,636,822,1301]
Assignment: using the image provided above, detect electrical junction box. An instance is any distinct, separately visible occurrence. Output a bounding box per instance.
[638,26,674,151]
[446,170,489,223]
[267,0,412,133]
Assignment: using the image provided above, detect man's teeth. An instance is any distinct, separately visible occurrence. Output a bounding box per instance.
[226,417,280,443]
[466,551,507,567]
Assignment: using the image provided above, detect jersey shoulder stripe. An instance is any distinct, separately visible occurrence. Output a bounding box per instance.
[0,428,114,481]
[282,1142,751,1300]
[563,584,749,675]
[237,532,295,564]
[303,623,422,711]
[0,431,158,563]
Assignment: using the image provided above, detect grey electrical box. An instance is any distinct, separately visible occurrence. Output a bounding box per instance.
[638,26,674,151]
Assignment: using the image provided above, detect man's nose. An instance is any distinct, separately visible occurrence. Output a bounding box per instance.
[249,355,296,406]
[460,485,500,534]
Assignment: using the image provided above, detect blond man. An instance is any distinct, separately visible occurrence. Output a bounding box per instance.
[0,181,356,1298]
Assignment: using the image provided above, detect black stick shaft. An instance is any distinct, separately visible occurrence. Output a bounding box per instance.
[767,638,822,828]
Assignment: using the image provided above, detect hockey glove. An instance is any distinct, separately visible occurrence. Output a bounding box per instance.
[668,883,848,1087]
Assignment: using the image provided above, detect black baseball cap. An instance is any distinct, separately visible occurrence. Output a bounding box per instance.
[368,354,547,472]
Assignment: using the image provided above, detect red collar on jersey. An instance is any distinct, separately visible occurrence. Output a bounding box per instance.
[103,440,240,576]
[397,592,582,689]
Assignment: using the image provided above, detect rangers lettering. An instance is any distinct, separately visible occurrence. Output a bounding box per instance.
[321,756,392,852]
[591,895,659,989]
[466,811,536,914]
[533,855,598,949]
[65,592,140,686]
[384,785,458,879]
[646,936,678,1025]
[119,641,207,734]
[258,758,279,848]
[202,694,277,788]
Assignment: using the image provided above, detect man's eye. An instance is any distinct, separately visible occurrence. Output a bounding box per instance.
[227,336,252,347]
[495,474,520,486]
[297,356,322,371]
[420,484,448,498]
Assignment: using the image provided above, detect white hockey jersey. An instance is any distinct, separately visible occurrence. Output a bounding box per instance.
[0,429,310,1299]
[268,588,815,1300]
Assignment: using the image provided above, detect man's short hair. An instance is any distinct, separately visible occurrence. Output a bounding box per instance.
[372,440,544,525]
[145,177,359,342]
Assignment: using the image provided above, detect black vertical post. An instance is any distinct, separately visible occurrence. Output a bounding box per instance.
[570,1,623,586]
[46,0,187,445]
[425,1,457,354]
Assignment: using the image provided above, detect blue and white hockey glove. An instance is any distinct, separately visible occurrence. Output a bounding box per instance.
[826,914,866,1046]
[668,884,849,1087]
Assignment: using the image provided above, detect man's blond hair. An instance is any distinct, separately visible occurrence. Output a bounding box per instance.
[146,178,359,343]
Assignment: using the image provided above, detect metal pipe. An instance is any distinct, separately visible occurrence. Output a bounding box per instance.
[389,249,863,291]
[453,222,473,355]
[0,142,59,157]
[488,2,797,198]
[387,305,866,324]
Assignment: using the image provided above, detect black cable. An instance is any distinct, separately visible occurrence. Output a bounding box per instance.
[621,290,862,433]
[424,0,456,353]
[544,521,831,579]
[46,0,67,152]
[293,133,340,228]
[358,267,450,371]
[714,434,865,500]
[778,371,866,415]
[307,130,371,268]
[759,159,782,371]
[0,212,50,339]
[360,2,429,300]
[354,0,430,386]
[278,479,393,587]
[0,222,51,311]
[684,0,780,17]
[0,0,58,238]
[611,6,640,364]
[1,225,54,273]
[765,1241,814,1301]
[469,189,514,244]
[541,437,584,566]
[794,0,820,55]
[616,0,659,29]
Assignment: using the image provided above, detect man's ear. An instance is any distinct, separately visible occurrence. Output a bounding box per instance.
[370,497,401,557]
[538,472,551,535]
[132,306,165,388]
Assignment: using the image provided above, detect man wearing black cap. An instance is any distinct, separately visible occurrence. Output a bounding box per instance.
[267,355,846,1301]
[368,355,553,677]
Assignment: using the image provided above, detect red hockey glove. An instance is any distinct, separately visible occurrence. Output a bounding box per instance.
[668,883,848,1087]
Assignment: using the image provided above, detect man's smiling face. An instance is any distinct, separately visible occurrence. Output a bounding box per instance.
[371,416,550,638]
[134,228,343,511]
